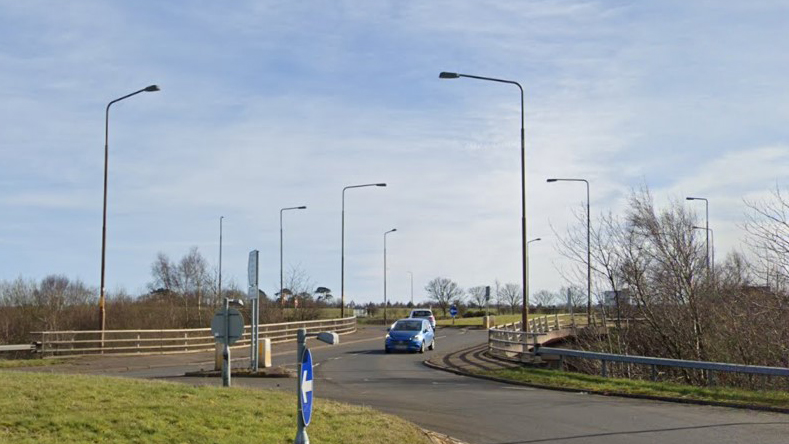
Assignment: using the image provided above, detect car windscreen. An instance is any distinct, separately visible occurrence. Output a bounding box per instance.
[392,320,423,331]
[411,311,431,317]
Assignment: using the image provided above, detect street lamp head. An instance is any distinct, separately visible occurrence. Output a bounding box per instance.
[391,228,397,232]
[439,72,460,79]
[546,179,558,183]
[686,197,695,201]
[297,206,307,209]
[376,183,387,187]
[144,85,160,92]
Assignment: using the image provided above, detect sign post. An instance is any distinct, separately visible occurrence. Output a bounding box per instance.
[211,302,244,387]
[294,328,339,444]
[485,286,491,317]
[449,305,458,325]
[248,250,259,371]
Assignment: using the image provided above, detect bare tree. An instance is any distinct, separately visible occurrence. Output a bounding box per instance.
[559,285,585,309]
[148,247,214,327]
[0,275,95,344]
[744,186,789,291]
[467,285,488,308]
[499,283,522,314]
[425,277,463,316]
[532,289,556,308]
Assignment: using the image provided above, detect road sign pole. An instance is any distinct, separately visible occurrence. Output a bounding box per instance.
[222,297,230,387]
[485,286,491,318]
[295,328,309,444]
[249,250,260,372]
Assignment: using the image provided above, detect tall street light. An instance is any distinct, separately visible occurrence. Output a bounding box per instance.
[686,197,710,275]
[547,178,592,325]
[219,216,224,303]
[439,71,530,331]
[281,206,307,307]
[341,183,387,317]
[100,84,160,342]
[383,228,397,324]
[407,271,414,306]
[692,226,715,277]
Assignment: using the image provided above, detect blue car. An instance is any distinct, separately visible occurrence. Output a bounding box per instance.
[385,318,435,353]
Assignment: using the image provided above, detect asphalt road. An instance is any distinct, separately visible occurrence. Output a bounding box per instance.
[39,326,789,444]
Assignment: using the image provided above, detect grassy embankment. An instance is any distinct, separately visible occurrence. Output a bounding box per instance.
[0,371,433,444]
[320,308,545,328]
[475,367,789,410]
[436,314,522,327]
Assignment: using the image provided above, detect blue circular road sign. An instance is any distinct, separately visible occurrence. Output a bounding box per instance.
[299,348,314,426]
[449,305,458,317]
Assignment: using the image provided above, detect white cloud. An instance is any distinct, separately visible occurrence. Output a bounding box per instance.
[1,1,788,304]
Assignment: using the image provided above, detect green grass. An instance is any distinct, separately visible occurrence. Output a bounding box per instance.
[0,359,65,369]
[0,371,434,444]
[475,367,789,409]
[436,314,530,327]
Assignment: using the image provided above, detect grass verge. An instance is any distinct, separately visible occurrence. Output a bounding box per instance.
[0,371,434,444]
[0,358,65,369]
[436,314,526,327]
[474,367,789,410]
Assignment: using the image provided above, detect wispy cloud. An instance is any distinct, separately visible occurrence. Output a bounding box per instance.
[1,1,787,303]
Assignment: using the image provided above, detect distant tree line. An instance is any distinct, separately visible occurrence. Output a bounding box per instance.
[0,249,338,347]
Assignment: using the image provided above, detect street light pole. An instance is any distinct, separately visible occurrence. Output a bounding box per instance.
[439,71,529,331]
[341,183,386,317]
[686,197,710,276]
[407,271,414,306]
[100,85,159,345]
[384,229,397,324]
[219,216,223,303]
[547,178,591,325]
[692,226,715,277]
[280,206,307,308]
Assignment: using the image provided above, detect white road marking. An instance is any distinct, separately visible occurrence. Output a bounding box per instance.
[301,370,313,403]
[436,335,447,339]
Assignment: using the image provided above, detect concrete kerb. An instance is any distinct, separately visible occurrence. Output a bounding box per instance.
[423,351,789,415]
[421,428,471,444]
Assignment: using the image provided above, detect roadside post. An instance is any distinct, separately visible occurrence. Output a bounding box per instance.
[248,250,260,371]
[211,298,244,387]
[449,305,458,325]
[295,328,339,444]
[485,286,490,317]
[484,286,492,328]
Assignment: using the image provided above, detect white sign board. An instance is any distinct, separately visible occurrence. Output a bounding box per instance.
[248,250,259,299]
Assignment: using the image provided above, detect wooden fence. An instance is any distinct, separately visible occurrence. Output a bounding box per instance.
[32,316,356,357]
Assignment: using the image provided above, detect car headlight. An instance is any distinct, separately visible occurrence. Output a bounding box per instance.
[411,335,422,341]
[385,334,391,339]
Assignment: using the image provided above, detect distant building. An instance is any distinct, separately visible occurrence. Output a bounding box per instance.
[353,307,368,318]
[603,289,631,307]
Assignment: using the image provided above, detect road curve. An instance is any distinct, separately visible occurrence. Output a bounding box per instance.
[30,326,789,444]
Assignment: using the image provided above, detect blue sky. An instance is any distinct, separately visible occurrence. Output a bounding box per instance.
[1,1,787,304]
